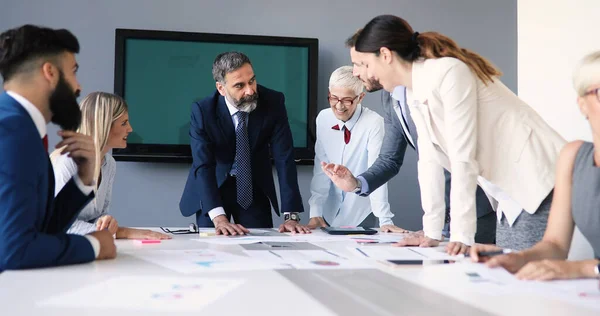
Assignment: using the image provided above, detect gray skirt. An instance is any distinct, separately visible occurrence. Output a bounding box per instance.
[496,191,553,250]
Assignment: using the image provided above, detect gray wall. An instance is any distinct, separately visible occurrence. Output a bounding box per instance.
[0,0,517,230]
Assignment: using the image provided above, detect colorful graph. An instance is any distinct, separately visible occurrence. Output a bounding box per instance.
[196,261,221,268]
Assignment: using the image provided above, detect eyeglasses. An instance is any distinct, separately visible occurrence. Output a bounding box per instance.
[160,223,198,235]
[328,94,359,107]
[584,88,600,102]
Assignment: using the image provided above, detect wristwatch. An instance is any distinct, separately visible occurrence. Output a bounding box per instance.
[352,178,362,194]
[284,213,300,222]
[594,262,600,278]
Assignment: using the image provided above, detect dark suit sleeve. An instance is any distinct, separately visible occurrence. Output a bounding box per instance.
[0,133,94,271]
[188,102,222,213]
[269,93,304,213]
[46,178,94,234]
[359,92,408,195]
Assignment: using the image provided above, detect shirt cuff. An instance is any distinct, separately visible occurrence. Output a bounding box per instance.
[449,233,475,246]
[378,217,394,227]
[73,175,94,195]
[84,235,100,258]
[310,208,323,218]
[424,230,443,242]
[208,207,226,221]
[356,176,369,195]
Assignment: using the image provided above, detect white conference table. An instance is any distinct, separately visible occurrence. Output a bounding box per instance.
[0,228,597,316]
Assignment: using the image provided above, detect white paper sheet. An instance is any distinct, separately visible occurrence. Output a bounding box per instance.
[127,249,289,273]
[244,250,374,269]
[349,234,406,243]
[350,246,456,261]
[39,276,245,311]
[195,234,352,245]
[421,262,600,311]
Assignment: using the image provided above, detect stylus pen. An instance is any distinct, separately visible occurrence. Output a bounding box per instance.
[458,249,513,258]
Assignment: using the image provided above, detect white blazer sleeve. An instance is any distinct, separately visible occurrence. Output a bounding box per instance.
[437,61,480,245]
[365,116,394,226]
[417,147,447,241]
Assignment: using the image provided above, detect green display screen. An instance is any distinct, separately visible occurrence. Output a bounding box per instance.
[122,38,310,147]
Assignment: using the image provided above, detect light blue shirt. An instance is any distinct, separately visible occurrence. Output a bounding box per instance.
[356,86,412,195]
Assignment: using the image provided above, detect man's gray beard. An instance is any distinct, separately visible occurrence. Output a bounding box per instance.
[232,99,257,113]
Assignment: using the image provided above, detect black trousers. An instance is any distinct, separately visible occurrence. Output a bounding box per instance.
[196,176,273,228]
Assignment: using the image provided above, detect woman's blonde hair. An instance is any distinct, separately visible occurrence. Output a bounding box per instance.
[51,92,128,190]
[355,15,502,84]
[573,51,600,97]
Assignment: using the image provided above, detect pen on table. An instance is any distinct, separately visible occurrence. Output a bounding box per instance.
[268,250,283,258]
[458,249,513,258]
[355,248,370,258]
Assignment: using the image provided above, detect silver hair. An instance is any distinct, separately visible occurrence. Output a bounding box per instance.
[573,51,600,97]
[329,65,365,95]
[212,51,252,83]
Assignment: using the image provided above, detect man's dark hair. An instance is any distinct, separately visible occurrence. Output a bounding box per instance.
[0,24,80,81]
[212,51,252,83]
[344,28,363,48]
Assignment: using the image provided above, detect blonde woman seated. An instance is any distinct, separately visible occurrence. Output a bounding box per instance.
[51,92,170,240]
[471,51,600,280]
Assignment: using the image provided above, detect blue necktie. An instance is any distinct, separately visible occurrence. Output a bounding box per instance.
[235,111,253,209]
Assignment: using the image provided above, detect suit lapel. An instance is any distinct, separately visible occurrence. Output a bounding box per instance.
[40,152,54,232]
[248,101,264,151]
[216,96,235,152]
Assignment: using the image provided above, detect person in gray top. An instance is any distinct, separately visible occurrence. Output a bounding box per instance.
[471,51,600,281]
[51,92,170,240]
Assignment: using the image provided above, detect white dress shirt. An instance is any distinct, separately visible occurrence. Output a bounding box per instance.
[52,153,116,234]
[392,86,416,148]
[6,91,100,257]
[309,104,394,227]
[207,97,250,221]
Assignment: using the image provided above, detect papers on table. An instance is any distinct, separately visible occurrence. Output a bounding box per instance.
[350,246,456,261]
[244,250,375,269]
[39,276,244,312]
[195,234,353,245]
[127,249,289,273]
[400,262,600,312]
[194,229,407,245]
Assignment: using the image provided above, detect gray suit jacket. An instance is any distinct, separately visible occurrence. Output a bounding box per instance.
[358,92,493,219]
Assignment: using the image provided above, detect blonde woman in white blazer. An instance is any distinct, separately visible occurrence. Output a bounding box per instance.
[350,15,565,254]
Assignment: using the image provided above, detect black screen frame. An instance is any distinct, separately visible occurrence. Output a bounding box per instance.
[113,28,318,164]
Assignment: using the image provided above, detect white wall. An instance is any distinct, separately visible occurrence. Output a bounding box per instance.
[518,0,599,142]
[518,0,598,259]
